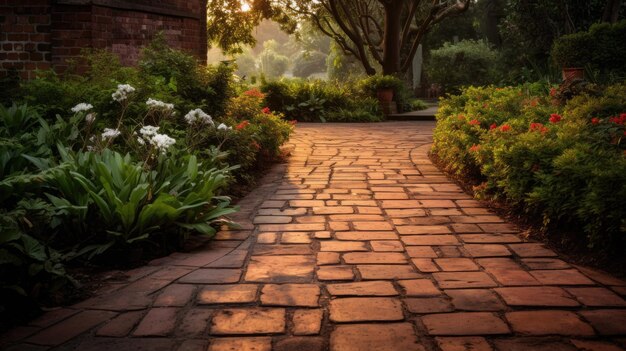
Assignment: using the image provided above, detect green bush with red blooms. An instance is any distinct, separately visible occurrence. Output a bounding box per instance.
[432,84,626,254]
[210,88,294,186]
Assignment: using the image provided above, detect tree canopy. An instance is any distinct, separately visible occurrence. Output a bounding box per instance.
[207,0,471,76]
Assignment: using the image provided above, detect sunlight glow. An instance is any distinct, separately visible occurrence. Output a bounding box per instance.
[241,1,251,12]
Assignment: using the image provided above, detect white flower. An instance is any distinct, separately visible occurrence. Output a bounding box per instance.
[71,103,93,113]
[101,128,121,140]
[217,123,232,130]
[146,98,174,111]
[150,133,176,153]
[112,84,136,102]
[139,125,160,138]
[137,137,145,145]
[184,108,214,126]
[85,113,96,124]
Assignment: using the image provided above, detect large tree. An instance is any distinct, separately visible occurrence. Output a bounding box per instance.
[207,0,471,76]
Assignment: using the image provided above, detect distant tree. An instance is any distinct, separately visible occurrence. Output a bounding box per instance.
[292,51,328,77]
[259,40,289,78]
[235,49,258,77]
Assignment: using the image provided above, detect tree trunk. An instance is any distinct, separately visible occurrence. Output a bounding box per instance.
[602,0,622,23]
[381,1,403,76]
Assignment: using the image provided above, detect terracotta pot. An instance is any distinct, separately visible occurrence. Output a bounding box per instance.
[562,67,584,81]
[376,89,394,103]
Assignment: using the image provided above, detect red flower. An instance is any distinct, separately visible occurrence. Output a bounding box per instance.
[610,114,626,124]
[469,144,481,152]
[489,123,497,130]
[591,117,600,125]
[529,99,538,107]
[262,107,271,114]
[500,124,511,132]
[251,141,261,151]
[469,119,480,125]
[236,120,250,130]
[550,88,557,97]
[549,114,562,123]
[243,89,264,98]
[529,122,543,131]
[457,114,466,121]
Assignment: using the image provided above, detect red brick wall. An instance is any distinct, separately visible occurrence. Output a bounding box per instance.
[0,0,207,79]
[90,4,207,67]
[0,0,53,80]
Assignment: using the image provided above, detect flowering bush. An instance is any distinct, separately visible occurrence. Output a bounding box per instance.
[1,39,296,323]
[432,84,626,254]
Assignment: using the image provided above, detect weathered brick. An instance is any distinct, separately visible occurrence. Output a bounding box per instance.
[330,298,403,322]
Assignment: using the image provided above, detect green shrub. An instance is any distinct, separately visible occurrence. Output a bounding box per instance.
[551,20,626,80]
[261,78,380,122]
[432,84,626,254]
[428,40,501,93]
[357,74,419,113]
[550,32,593,68]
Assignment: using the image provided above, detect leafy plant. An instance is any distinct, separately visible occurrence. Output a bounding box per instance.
[427,40,501,93]
[432,83,626,255]
[43,147,237,259]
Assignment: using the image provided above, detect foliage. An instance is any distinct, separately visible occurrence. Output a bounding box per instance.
[258,40,290,79]
[326,41,368,80]
[261,78,380,122]
[217,89,294,183]
[19,39,236,122]
[432,84,626,254]
[358,75,422,113]
[1,39,294,318]
[206,0,471,76]
[292,51,328,78]
[428,40,501,93]
[551,20,626,80]
[550,32,593,68]
[498,0,620,79]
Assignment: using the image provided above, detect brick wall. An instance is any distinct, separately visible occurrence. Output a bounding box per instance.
[0,0,207,79]
[0,1,53,80]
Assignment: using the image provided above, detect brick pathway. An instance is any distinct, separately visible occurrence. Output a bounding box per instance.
[3,122,626,351]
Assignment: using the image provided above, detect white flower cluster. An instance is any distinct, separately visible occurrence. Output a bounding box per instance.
[101,128,121,140]
[135,125,175,153]
[112,84,136,102]
[150,133,176,153]
[217,123,232,131]
[71,103,93,113]
[139,125,159,138]
[146,98,174,111]
[184,108,214,126]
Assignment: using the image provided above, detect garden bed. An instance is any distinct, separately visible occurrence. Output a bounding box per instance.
[0,38,294,329]
[431,83,626,275]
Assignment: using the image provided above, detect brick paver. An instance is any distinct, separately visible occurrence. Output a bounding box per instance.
[4,122,626,350]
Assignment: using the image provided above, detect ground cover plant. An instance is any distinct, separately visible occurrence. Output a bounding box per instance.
[432,84,626,261]
[0,40,293,327]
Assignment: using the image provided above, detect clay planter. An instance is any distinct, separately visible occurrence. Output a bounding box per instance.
[562,67,584,81]
[376,89,394,103]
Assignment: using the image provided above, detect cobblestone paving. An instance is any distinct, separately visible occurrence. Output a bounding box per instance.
[3,122,626,351]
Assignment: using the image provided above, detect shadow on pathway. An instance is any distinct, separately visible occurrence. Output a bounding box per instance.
[3,121,626,351]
